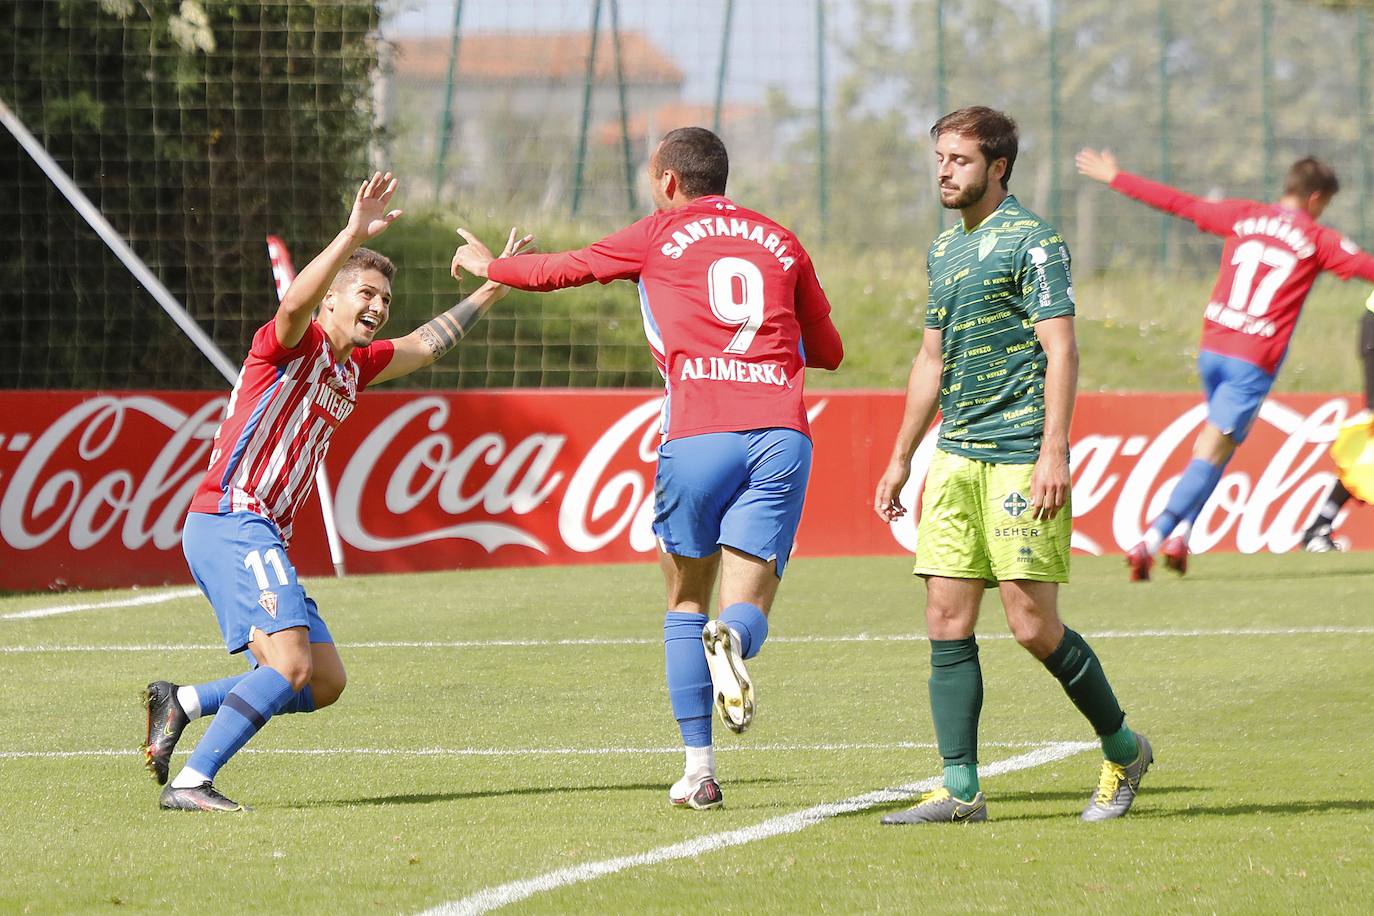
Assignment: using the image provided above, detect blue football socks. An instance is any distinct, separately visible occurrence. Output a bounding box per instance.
[279,684,317,715]
[664,611,712,747]
[190,673,251,719]
[1179,459,1228,530]
[184,666,295,782]
[718,602,769,660]
[1150,457,1223,542]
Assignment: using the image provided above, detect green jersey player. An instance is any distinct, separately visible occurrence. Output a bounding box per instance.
[873,107,1151,825]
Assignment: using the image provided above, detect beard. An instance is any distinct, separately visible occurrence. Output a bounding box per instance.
[939,172,989,210]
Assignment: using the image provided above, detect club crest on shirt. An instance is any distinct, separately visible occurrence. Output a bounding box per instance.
[978,234,998,261]
[326,363,358,400]
[258,590,279,619]
[1003,491,1028,518]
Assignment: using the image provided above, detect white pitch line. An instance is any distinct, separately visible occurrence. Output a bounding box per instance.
[4,625,1374,654]
[0,739,1052,761]
[0,587,200,621]
[420,741,1096,916]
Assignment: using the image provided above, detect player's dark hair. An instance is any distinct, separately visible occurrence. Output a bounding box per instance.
[1284,157,1339,199]
[931,106,1019,190]
[655,127,729,198]
[334,247,395,288]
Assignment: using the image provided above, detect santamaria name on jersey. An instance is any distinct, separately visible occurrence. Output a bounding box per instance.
[660,217,797,270]
[679,356,791,386]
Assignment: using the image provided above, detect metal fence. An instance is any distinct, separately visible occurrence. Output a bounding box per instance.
[3,0,1370,389]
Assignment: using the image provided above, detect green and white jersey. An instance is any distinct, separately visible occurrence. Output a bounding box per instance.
[925,195,1075,464]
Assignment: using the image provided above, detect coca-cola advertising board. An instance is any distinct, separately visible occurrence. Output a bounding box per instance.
[0,390,1367,591]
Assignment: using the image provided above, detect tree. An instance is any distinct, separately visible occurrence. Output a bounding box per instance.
[0,0,382,388]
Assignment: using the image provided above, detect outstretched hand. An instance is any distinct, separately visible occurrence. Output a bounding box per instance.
[451,227,535,281]
[498,226,536,259]
[1075,148,1120,185]
[347,171,403,241]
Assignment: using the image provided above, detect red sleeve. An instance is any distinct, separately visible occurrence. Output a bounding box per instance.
[795,254,843,370]
[355,338,396,390]
[486,218,653,291]
[1110,172,1242,236]
[250,318,323,365]
[487,250,598,291]
[1317,228,1374,282]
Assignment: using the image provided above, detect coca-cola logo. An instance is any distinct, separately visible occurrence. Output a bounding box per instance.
[0,390,1363,592]
[885,397,1350,555]
[0,396,221,552]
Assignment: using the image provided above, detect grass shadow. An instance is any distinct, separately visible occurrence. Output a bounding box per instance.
[283,776,787,809]
[1139,799,1374,819]
[854,784,1208,821]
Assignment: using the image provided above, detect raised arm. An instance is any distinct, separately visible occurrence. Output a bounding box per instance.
[873,327,943,523]
[370,228,534,385]
[275,171,402,348]
[1076,148,1234,236]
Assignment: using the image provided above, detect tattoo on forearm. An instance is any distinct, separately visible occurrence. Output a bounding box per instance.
[417,295,493,360]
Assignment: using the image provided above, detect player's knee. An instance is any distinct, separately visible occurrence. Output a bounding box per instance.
[312,669,346,708]
[1008,615,1059,658]
[274,655,313,693]
[925,603,975,638]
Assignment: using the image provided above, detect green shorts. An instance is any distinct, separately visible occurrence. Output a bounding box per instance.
[914,448,1071,584]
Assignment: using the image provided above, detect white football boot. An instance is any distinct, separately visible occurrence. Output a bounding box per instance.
[702,620,754,733]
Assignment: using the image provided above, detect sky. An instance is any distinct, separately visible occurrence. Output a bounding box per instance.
[381,0,856,105]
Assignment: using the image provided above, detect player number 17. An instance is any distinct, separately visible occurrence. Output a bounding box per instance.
[1227,239,1296,317]
[708,256,765,354]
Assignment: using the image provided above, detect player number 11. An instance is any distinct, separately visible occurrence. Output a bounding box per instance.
[244,548,290,590]
[708,256,765,354]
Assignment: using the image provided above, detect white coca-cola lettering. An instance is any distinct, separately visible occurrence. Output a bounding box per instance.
[888,425,941,554]
[334,397,561,553]
[3,391,1368,591]
[1067,434,1125,554]
[884,398,1353,558]
[1213,399,1344,553]
[0,396,219,551]
[558,399,662,553]
[1105,399,1348,554]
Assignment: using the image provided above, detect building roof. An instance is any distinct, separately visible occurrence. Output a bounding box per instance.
[594,102,763,146]
[390,32,683,85]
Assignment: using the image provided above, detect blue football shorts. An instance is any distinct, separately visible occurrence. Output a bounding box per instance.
[1198,350,1275,444]
[182,511,333,655]
[653,427,813,577]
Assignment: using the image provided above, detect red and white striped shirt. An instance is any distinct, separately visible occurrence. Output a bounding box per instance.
[189,319,394,544]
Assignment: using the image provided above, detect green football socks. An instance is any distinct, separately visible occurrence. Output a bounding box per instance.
[1042,627,1136,764]
[929,637,983,798]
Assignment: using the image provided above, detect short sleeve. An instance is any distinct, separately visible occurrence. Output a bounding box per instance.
[1018,235,1076,323]
[355,339,396,390]
[924,247,942,329]
[250,318,324,365]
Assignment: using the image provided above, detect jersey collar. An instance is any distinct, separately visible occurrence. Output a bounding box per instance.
[959,194,1018,235]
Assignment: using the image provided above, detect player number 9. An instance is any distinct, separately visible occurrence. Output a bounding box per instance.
[708,256,765,354]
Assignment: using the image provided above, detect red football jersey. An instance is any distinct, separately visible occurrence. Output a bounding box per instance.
[189,319,394,545]
[487,195,842,441]
[1113,172,1374,373]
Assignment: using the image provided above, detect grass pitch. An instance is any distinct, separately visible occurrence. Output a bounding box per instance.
[2,553,1373,913]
